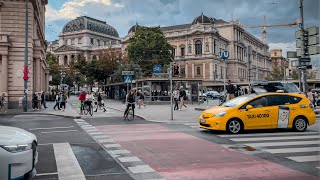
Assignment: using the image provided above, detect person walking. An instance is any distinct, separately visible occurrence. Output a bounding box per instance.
[124,89,136,118]
[32,92,38,110]
[0,93,7,113]
[37,92,42,110]
[179,86,187,110]
[94,92,106,112]
[226,80,236,101]
[60,92,67,111]
[137,90,146,108]
[41,91,48,109]
[173,87,180,110]
[53,92,61,110]
[78,91,86,114]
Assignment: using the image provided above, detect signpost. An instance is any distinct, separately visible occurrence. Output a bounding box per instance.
[122,71,134,94]
[219,50,229,93]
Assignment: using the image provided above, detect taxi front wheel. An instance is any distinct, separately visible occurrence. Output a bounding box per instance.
[293,117,308,132]
[227,119,243,134]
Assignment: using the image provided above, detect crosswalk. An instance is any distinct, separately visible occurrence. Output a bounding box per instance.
[217,131,320,169]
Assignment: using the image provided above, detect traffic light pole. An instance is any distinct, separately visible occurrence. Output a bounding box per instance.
[299,0,308,95]
[23,0,29,112]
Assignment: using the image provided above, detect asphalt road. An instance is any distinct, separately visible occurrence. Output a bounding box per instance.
[0,112,319,179]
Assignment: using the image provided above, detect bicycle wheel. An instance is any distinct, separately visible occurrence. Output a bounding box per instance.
[89,105,93,116]
[83,105,88,115]
[127,108,134,121]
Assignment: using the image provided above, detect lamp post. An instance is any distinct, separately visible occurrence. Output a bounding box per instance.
[60,70,66,91]
[23,0,29,112]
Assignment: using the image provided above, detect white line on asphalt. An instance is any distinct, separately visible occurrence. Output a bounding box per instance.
[245,140,320,147]
[128,165,155,173]
[184,123,198,126]
[104,144,121,148]
[118,156,141,162]
[74,119,84,122]
[190,125,199,128]
[98,139,114,143]
[263,147,320,154]
[41,130,78,134]
[36,172,58,176]
[108,150,130,155]
[317,167,320,169]
[29,126,75,130]
[287,155,320,162]
[89,132,104,135]
[218,131,318,138]
[82,126,95,129]
[86,129,98,132]
[94,135,109,139]
[53,143,86,180]
[230,135,320,142]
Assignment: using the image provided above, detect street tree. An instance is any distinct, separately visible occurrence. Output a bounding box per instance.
[46,52,61,87]
[112,62,143,83]
[126,27,173,76]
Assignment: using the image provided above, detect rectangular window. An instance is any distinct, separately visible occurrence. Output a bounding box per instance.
[78,38,82,44]
[90,38,94,45]
[220,66,223,79]
[213,40,216,54]
[65,40,68,45]
[97,40,100,46]
[172,48,176,57]
[71,39,75,45]
[181,47,185,57]
[196,66,202,76]
[180,67,185,75]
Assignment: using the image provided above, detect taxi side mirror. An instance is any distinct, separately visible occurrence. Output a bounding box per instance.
[246,105,253,110]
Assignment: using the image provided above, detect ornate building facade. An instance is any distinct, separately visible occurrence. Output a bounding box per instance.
[124,14,272,87]
[0,0,48,108]
[50,16,122,65]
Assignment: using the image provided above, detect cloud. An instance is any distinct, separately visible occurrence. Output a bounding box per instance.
[45,0,124,21]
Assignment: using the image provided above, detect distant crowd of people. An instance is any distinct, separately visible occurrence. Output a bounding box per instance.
[32,91,48,110]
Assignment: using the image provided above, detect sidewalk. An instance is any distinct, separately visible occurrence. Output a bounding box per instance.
[104,99,220,124]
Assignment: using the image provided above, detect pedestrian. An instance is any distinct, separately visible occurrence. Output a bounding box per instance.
[53,92,61,110]
[94,92,106,112]
[78,91,86,114]
[60,92,67,111]
[41,91,48,109]
[124,89,135,118]
[0,93,6,113]
[37,92,42,110]
[226,80,236,101]
[179,86,187,110]
[173,87,180,110]
[307,89,314,105]
[244,88,248,94]
[32,92,38,110]
[137,90,146,108]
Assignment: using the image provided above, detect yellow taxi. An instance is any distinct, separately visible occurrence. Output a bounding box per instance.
[198,93,316,134]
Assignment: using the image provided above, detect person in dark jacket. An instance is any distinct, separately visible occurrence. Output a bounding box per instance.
[226,80,236,100]
[94,93,106,112]
[32,92,38,110]
[124,90,135,118]
[41,91,48,109]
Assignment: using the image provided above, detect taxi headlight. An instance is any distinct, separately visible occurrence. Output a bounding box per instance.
[0,144,32,153]
[213,112,226,117]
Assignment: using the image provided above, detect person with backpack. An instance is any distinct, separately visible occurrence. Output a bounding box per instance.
[0,93,7,113]
[53,91,61,110]
[173,87,180,110]
[60,92,67,111]
[94,92,106,112]
[32,92,39,110]
[41,91,48,109]
[137,90,146,108]
[226,80,236,100]
[179,86,187,110]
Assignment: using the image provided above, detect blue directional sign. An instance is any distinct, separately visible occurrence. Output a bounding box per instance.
[123,75,132,83]
[219,50,230,60]
[153,65,162,73]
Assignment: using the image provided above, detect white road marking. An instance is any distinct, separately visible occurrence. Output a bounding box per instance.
[41,130,78,134]
[230,135,320,142]
[86,129,98,132]
[94,135,109,139]
[36,172,58,176]
[104,144,121,148]
[99,139,114,143]
[316,167,320,169]
[263,147,320,154]
[190,125,199,128]
[287,155,320,162]
[118,156,142,162]
[184,123,198,126]
[53,143,85,180]
[29,126,75,130]
[128,165,155,173]
[74,119,84,122]
[245,140,320,147]
[82,126,95,129]
[218,131,318,138]
[89,132,104,135]
[108,150,130,155]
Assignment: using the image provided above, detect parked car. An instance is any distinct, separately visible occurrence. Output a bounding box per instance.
[0,126,38,180]
[205,91,221,99]
[250,81,300,93]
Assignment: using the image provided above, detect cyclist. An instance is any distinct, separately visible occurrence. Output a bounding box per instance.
[84,91,94,113]
[124,89,135,118]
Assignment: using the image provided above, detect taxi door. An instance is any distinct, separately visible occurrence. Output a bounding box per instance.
[244,96,274,129]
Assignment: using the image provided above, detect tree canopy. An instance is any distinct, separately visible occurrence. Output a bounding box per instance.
[126,27,173,76]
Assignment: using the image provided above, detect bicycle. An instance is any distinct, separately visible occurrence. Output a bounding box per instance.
[124,103,135,121]
[82,101,93,116]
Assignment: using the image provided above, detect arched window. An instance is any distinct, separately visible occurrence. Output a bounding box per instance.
[92,55,97,60]
[195,40,202,55]
[64,55,68,65]
[188,46,192,53]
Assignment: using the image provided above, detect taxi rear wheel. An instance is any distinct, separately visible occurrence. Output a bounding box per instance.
[293,117,308,132]
[227,119,243,134]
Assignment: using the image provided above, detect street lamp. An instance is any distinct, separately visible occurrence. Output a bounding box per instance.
[60,71,66,91]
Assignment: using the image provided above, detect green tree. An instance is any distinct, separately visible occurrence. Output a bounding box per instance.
[46,52,61,87]
[112,62,143,83]
[126,27,173,76]
[266,67,284,81]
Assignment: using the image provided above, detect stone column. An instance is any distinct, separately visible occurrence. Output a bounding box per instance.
[35,58,41,92]
[209,62,213,80]
[192,64,195,78]
[1,55,8,94]
[202,63,206,79]
[185,64,188,78]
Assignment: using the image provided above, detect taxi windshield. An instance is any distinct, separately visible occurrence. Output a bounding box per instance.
[220,94,256,107]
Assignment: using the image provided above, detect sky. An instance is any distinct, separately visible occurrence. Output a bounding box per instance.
[46,0,319,63]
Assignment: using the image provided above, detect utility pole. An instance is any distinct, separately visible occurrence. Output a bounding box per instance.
[23,0,29,112]
[299,0,308,95]
[169,62,173,120]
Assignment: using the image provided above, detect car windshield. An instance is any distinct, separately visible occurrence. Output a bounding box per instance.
[220,94,256,107]
[283,82,300,93]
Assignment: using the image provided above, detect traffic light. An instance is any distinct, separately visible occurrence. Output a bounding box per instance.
[173,66,179,75]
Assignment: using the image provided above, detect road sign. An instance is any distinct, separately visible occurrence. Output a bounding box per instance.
[123,75,132,83]
[153,65,161,73]
[122,71,134,75]
[308,45,320,55]
[299,57,311,66]
[219,50,229,60]
[287,51,297,58]
[307,26,319,36]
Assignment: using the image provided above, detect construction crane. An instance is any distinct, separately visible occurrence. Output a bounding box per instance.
[242,16,299,43]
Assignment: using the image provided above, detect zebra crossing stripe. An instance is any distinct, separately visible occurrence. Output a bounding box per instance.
[108,150,130,155]
[190,125,199,128]
[245,140,320,147]
[104,144,121,148]
[94,135,109,139]
[287,155,320,162]
[230,135,320,142]
[218,131,318,138]
[128,165,155,173]
[263,147,320,154]
[184,123,198,126]
[118,156,142,162]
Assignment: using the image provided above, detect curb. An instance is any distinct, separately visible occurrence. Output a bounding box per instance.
[24,112,81,119]
[105,106,147,121]
[195,107,206,111]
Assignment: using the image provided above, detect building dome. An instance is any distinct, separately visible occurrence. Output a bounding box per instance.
[128,23,142,34]
[62,16,119,37]
[192,13,214,25]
